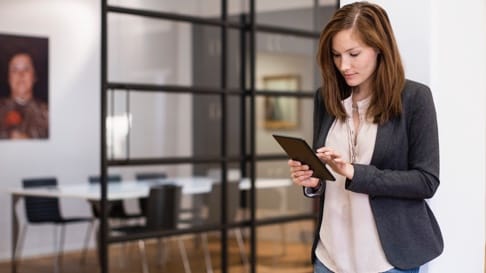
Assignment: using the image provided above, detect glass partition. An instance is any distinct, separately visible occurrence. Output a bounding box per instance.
[101,1,338,273]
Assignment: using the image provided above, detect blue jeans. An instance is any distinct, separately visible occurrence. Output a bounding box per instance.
[314,258,420,273]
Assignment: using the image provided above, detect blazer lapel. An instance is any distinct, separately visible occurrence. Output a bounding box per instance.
[370,119,395,166]
[316,114,335,148]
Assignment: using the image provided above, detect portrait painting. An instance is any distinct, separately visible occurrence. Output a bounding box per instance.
[263,75,300,130]
[0,33,49,140]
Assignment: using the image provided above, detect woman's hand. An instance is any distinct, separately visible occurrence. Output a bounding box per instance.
[288,159,320,188]
[316,147,354,179]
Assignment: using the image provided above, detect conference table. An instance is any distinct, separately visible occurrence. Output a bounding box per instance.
[6,176,292,273]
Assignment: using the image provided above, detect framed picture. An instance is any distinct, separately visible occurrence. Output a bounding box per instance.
[263,75,300,130]
[0,33,49,140]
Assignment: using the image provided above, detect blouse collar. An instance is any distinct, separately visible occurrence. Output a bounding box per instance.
[343,93,372,116]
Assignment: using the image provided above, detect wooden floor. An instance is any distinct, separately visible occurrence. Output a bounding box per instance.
[0,236,313,273]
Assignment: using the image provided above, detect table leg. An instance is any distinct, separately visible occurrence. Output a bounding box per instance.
[11,194,20,273]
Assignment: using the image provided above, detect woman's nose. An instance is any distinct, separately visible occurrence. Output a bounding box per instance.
[339,56,351,72]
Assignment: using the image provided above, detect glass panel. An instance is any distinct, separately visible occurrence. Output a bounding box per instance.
[108,13,223,89]
[106,89,130,159]
[108,0,221,19]
[254,97,314,155]
[239,160,314,222]
[255,160,313,219]
[255,33,317,92]
[256,0,314,31]
[192,94,222,157]
[317,2,339,31]
[227,28,244,90]
[255,0,337,32]
[256,220,314,272]
[228,0,248,21]
[131,91,194,159]
[107,91,221,159]
[227,95,243,157]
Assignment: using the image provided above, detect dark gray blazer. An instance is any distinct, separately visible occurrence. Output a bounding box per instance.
[307,79,443,269]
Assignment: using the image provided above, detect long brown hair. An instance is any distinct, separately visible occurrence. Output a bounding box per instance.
[317,2,405,124]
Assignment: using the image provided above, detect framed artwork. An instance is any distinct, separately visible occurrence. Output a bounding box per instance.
[0,33,49,140]
[263,75,300,130]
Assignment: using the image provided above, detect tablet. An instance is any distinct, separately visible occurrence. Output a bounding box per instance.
[273,134,335,181]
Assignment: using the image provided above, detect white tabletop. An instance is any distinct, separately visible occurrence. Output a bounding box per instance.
[5,177,293,201]
[6,177,214,201]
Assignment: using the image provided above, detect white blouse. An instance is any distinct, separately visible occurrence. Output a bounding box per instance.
[315,94,393,273]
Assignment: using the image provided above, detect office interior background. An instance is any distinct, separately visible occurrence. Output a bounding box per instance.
[0,0,485,273]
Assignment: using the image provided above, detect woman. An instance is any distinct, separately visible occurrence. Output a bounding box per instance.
[288,2,443,273]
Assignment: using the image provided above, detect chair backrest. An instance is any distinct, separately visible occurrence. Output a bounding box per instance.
[206,181,240,225]
[135,172,167,181]
[22,177,62,223]
[88,174,122,184]
[145,184,182,230]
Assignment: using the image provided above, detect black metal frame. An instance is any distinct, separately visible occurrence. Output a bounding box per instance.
[100,1,337,272]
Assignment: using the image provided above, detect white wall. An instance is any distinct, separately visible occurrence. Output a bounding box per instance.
[340,1,486,272]
[0,0,101,259]
[428,0,486,272]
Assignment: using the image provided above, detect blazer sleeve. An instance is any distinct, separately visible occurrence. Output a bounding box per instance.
[345,84,440,199]
[312,88,323,150]
[302,88,326,198]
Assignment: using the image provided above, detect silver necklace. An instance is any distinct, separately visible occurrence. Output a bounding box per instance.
[346,102,360,163]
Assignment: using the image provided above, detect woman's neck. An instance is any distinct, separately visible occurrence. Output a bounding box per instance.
[351,86,371,103]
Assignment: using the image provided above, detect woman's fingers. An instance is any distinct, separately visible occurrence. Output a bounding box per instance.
[316,147,343,163]
[292,169,313,179]
[296,177,319,188]
[287,159,320,187]
[287,159,301,166]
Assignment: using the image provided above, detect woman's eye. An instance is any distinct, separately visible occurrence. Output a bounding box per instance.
[350,52,360,57]
[332,53,340,58]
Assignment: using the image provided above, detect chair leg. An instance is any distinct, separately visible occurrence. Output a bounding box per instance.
[177,238,192,273]
[114,219,126,269]
[81,220,95,264]
[156,238,167,267]
[53,226,60,273]
[279,224,287,256]
[234,228,250,272]
[201,233,213,273]
[154,238,170,268]
[120,242,128,268]
[58,225,66,271]
[137,240,149,273]
[164,238,171,261]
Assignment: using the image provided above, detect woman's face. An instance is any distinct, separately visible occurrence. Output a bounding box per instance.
[331,29,379,93]
[8,53,36,102]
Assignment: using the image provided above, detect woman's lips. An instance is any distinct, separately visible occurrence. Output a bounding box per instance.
[344,73,356,80]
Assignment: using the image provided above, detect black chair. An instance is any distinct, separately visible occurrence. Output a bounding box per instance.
[16,177,95,271]
[88,175,143,220]
[135,172,168,181]
[134,172,167,216]
[111,184,191,273]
